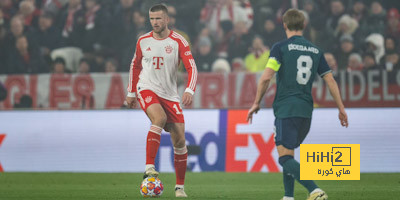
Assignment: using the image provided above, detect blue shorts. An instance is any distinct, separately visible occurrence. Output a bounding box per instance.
[274,117,312,149]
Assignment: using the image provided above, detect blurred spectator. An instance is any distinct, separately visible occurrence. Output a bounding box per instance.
[7,35,48,74]
[326,0,346,33]
[334,14,359,42]
[0,12,7,73]
[231,57,246,72]
[81,0,110,54]
[111,0,138,70]
[59,0,85,48]
[167,5,190,43]
[350,1,367,25]
[0,81,7,102]
[194,36,216,72]
[227,20,254,62]
[212,58,231,73]
[132,9,147,31]
[386,8,400,42]
[14,94,32,109]
[42,0,68,15]
[260,17,284,49]
[52,57,67,74]
[383,51,399,72]
[200,0,250,40]
[31,12,61,65]
[362,52,379,70]
[104,58,118,73]
[384,36,398,53]
[318,0,346,51]
[5,16,31,50]
[347,53,363,72]
[365,33,385,65]
[361,1,386,36]
[1,0,17,22]
[303,0,325,32]
[244,35,269,72]
[334,34,356,71]
[78,58,90,74]
[324,52,338,73]
[50,46,83,72]
[18,0,41,28]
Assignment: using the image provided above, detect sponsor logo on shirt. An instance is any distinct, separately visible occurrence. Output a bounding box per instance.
[146,47,151,51]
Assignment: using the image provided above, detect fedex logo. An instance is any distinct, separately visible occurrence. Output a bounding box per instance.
[154,110,279,172]
[226,110,279,172]
[155,111,226,171]
[0,134,5,172]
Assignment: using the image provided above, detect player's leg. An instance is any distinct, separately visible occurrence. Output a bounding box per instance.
[138,90,167,178]
[159,99,187,197]
[275,118,326,200]
[166,123,188,197]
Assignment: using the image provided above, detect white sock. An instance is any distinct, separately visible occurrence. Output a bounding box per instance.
[310,188,323,195]
[145,164,155,171]
[175,184,184,189]
[283,196,294,200]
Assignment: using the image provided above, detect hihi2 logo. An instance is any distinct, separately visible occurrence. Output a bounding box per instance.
[300,144,360,180]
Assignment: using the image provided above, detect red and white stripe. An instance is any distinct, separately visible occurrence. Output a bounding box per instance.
[171,32,189,47]
[174,146,188,155]
[127,54,136,92]
[149,125,162,135]
[188,59,197,91]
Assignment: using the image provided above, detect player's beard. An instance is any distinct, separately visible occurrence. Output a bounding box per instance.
[153,25,166,34]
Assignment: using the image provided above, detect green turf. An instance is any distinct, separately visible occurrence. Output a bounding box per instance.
[0,172,399,199]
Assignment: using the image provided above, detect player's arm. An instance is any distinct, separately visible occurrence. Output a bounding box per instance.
[126,40,143,108]
[179,37,197,106]
[319,55,348,127]
[247,43,281,123]
[323,73,348,127]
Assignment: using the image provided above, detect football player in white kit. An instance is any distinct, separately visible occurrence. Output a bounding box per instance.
[125,4,197,198]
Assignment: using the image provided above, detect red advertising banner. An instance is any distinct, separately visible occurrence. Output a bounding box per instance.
[0,70,399,110]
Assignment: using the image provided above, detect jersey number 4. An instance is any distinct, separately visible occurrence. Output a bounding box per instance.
[296,55,312,85]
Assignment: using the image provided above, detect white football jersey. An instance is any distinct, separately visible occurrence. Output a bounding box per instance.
[127,31,197,102]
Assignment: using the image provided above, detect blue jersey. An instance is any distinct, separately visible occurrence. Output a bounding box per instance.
[266,35,331,118]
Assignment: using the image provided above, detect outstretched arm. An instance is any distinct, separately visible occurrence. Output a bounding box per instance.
[323,72,348,127]
[247,68,276,123]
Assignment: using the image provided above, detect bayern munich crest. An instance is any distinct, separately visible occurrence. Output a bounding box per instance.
[165,45,173,54]
[145,96,152,103]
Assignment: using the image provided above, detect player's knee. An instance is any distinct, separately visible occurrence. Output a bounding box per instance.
[174,138,186,148]
[278,155,294,166]
[153,113,167,127]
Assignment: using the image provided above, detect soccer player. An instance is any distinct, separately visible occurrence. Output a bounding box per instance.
[125,4,197,198]
[247,9,348,200]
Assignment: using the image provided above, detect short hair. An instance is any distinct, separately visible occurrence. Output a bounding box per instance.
[283,9,305,31]
[53,57,66,66]
[149,4,168,14]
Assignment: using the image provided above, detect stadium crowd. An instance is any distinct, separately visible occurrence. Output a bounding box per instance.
[0,0,399,75]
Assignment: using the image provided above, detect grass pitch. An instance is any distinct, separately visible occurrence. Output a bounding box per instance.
[0,172,399,199]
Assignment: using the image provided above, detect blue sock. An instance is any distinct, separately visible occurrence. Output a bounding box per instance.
[279,155,318,193]
[283,168,294,197]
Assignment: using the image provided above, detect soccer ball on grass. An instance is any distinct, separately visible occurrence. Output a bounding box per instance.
[140,177,164,197]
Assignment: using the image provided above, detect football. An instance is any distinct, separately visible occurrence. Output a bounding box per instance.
[140,177,164,197]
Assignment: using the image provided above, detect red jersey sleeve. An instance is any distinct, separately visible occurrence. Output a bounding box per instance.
[173,32,198,95]
[127,40,143,96]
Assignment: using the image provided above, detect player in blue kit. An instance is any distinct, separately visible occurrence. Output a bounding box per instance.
[247,9,348,200]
